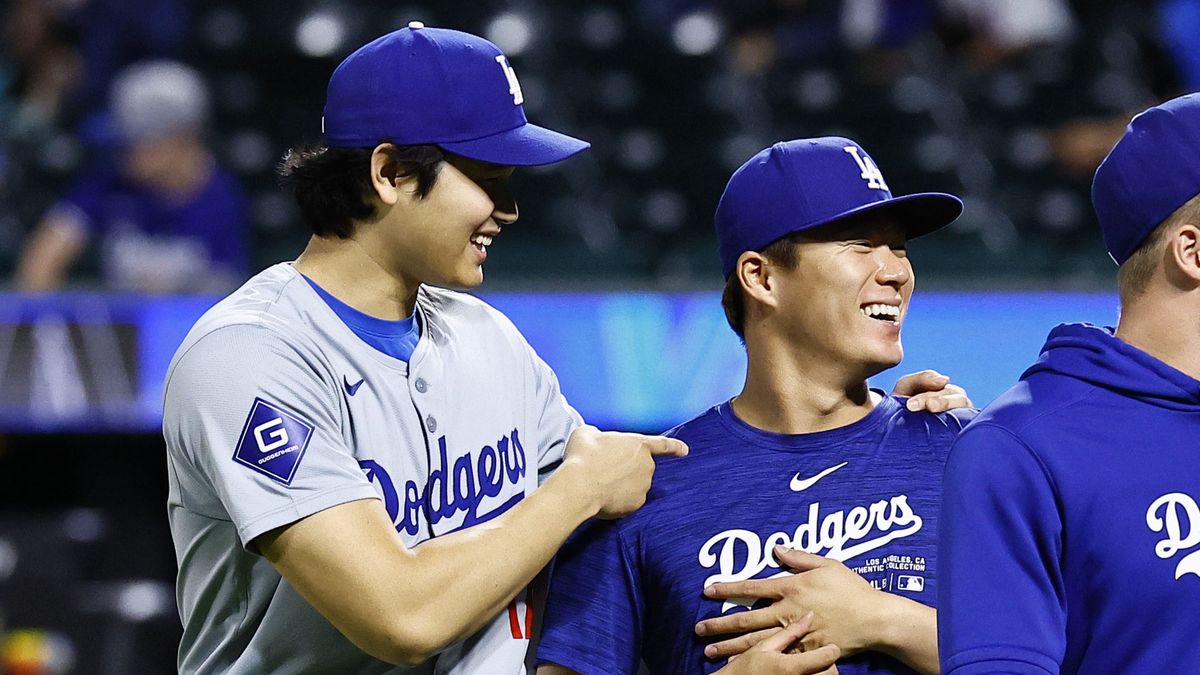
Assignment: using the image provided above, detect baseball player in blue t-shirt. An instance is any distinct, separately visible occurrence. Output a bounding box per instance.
[938,94,1200,674]
[537,138,975,675]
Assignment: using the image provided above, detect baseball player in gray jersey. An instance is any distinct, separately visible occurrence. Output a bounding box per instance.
[164,24,687,674]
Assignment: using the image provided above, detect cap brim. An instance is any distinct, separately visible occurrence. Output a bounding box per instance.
[794,192,964,241]
[438,123,591,166]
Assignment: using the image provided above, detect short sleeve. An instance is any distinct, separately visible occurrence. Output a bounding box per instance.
[938,423,1067,675]
[164,323,379,549]
[524,340,583,482]
[537,520,643,675]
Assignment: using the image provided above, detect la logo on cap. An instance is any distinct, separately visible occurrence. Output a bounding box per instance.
[494,55,524,106]
[844,146,889,191]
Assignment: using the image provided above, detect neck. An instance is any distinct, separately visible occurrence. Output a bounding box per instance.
[1115,292,1200,381]
[732,336,877,435]
[293,235,420,320]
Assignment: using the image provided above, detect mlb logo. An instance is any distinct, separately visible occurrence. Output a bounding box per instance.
[896,575,925,592]
[232,398,315,485]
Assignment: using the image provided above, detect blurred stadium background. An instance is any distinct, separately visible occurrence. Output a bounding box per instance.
[0,0,1194,671]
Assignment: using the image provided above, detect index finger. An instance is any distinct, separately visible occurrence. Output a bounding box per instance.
[704,577,787,601]
[649,437,689,457]
[907,391,973,413]
[891,369,949,396]
[783,644,840,672]
[753,614,813,653]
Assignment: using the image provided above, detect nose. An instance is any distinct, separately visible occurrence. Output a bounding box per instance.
[875,247,911,288]
[487,182,518,226]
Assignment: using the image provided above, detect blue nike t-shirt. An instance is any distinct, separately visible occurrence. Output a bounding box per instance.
[538,395,973,675]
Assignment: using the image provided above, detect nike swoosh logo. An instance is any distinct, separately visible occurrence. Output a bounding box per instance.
[344,376,365,396]
[790,461,848,492]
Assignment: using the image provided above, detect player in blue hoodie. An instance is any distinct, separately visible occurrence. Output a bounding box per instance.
[938,93,1200,674]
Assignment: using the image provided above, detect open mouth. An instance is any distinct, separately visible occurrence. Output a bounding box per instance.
[470,234,493,255]
[861,303,900,324]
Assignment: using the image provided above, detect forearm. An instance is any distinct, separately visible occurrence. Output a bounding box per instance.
[265,465,600,665]
[403,465,598,646]
[16,217,86,291]
[871,594,938,675]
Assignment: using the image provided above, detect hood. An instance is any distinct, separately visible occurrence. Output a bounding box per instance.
[1022,323,1200,411]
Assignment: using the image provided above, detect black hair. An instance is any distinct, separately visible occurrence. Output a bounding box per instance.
[276,142,444,238]
[720,234,804,340]
[1118,191,1200,300]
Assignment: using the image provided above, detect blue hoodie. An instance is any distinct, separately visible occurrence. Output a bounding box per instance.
[938,323,1200,675]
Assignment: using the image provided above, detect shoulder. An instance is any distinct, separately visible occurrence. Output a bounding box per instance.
[964,374,1097,443]
[419,286,509,323]
[186,265,305,331]
[662,405,720,439]
[661,405,729,455]
[418,287,529,351]
[875,395,976,451]
[896,398,979,431]
[169,265,325,375]
[641,406,735,502]
[946,410,1057,495]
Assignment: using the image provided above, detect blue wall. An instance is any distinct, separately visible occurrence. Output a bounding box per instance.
[487,291,1120,431]
[0,291,1121,432]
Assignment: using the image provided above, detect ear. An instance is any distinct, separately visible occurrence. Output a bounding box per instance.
[1168,223,1200,286]
[369,144,405,206]
[737,251,779,310]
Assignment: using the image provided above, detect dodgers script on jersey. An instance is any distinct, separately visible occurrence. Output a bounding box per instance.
[164,263,582,674]
[538,397,972,675]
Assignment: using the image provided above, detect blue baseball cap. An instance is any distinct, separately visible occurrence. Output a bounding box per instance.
[715,138,963,278]
[1092,93,1200,265]
[322,22,590,166]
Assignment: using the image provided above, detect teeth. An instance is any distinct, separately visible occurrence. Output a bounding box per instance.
[861,304,900,320]
[471,235,493,247]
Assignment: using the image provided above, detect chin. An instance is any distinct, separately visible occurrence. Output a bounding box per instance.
[438,266,485,290]
[859,349,904,378]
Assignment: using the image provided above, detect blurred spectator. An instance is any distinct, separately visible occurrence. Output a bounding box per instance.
[15,60,249,293]
[1,0,187,132]
[1,0,82,137]
[69,0,190,115]
[711,0,1075,76]
[938,0,1075,69]
[1047,117,1131,176]
[1044,0,1190,179]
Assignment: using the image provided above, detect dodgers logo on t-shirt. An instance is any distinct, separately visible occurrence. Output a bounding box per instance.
[233,398,314,485]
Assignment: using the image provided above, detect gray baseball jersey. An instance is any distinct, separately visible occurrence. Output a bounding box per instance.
[163,263,582,674]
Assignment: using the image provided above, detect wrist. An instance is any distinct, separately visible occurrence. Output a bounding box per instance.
[869,592,930,658]
[542,457,602,521]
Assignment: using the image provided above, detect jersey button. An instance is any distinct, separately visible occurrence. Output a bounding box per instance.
[426,415,437,433]
[415,378,428,393]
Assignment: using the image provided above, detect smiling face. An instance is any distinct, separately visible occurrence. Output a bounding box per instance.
[373,152,517,290]
[764,217,914,379]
